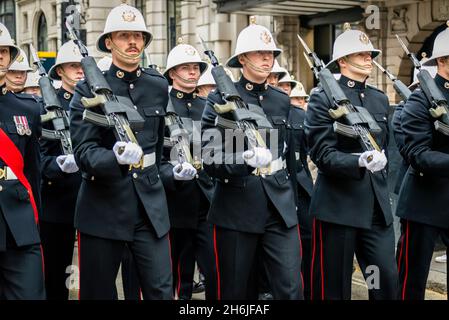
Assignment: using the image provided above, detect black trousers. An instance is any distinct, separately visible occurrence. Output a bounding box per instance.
[0,243,45,300]
[169,219,217,300]
[396,219,449,300]
[119,245,141,300]
[39,221,76,300]
[213,211,303,300]
[78,218,172,300]
[311,217,399,300]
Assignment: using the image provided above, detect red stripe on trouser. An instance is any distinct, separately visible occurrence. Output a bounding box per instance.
[167,233,175,300]
[397,230,405,273]
[40,244,45,279]
[401,221,410,300]
[319,221,325,300]
[77,232,81,300]
[177,261,182,298]
[310,219,316,300]
[297,225,304,291]
[212,225,221,300]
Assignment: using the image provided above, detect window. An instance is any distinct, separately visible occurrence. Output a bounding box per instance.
[167,0,181,51]
[23,12,28,33]
[37,13,48,51]
[0,0,15,40]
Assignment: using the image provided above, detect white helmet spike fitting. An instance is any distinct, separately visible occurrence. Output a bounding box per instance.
[97,56,113,72]
[226,16,282,68]
[423,21,449,66]
[24,70,41,89]
[290,81,309,98]
[9,49,32,72]
[49,40,83,80]
[0,23,20,69]
[197,63,216,87]
[163,38,208,85]
[326,23,381,73]
[271,60,287,79]
[278,71,297,90]
[96,3,152,54]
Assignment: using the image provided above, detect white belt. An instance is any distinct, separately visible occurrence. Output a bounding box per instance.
[129,153,156,170]
[252,157,287,176]
[0,166,18,181]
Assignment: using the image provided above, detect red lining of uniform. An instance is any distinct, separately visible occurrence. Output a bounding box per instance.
[177,260,182,298]
[310,219,316,300]
[319,221,325,300]
[39,245,45,279]
[297,225,304,291]
[401,221,410,300]
[397,229,405,275]
[213,225,221,300]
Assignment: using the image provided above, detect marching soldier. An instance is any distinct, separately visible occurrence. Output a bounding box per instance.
[287,79,313,300]
[396,23,449,300]
[23,71,42,97]
[0,22,45,300]
[69,3,172,299]
[161,41,217,300]
[6,48,32,93]
[290,81,309,110]
[39,40,83,300]
[201,18,303,300]
[267,60,287,87]
[277,71,296,96]
[305,24,399,300]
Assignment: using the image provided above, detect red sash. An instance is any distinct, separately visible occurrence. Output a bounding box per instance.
[0,127,39,223]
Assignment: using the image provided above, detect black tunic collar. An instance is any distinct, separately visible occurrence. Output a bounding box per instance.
[238,76,269,93]
[339,75,367,90]
[170,87,198,100]
[434,74,449,91]
[109,63,142,82]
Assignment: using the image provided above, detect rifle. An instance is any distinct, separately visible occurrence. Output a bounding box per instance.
[65,15,145,157]
[165,101,202,170]
[31,44,73,155]
[396,34,449,135]
[297,34,381,154]
[372,60,411,102]
[197,35,272,161]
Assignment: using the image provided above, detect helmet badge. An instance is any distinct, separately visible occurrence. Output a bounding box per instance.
[185,47,196,56]
[359,33,370,45]
[17,55,24,63]
[122,10,137,22]
[260,31,272,45]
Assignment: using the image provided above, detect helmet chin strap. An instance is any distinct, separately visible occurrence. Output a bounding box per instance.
[241,54,273,75]
[343,56,372,72]
[172,70,198,85]
[5,77,25,93]
[108,38,143,64]
[59,69,79,88]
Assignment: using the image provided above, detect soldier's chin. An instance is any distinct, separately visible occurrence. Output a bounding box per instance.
[0,69,7,78]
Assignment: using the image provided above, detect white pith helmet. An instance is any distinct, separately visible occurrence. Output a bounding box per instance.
[97,55,113,72]
[271,60,287,79]
[278,71,297,90]
[226,16,282,68]
[49,40,82,80]
[290,81,309,98]
[24,70,41,89]
[9,48,32,72]
[96,3,152,54]
[326,23,381,73]
[0,23,20,67]
[163,38,207,85]
[197,63,216,87]
[423,21,449,66]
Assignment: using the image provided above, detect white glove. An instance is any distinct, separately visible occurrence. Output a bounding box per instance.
[56,154,79,173]
[242,147,273,169]
[113,141,143,165]
[358,150,387,173]
[173,162,197,181]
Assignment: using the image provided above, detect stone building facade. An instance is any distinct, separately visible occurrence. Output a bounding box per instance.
[4,0,449,104]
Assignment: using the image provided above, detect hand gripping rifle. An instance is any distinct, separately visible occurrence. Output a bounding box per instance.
[298,35,381,155]
[198,35,272,159]
[372,60,411,102]
[396,34,449,135]
[65,16,145,157]
[31,44,73,155]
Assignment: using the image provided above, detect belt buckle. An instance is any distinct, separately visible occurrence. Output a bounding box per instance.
[129,157,144,171]
[255,165,271,177]
[0,167,5,180]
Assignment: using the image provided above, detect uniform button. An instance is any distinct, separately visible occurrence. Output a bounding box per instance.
[91,176,95,181]
[419,172,424,177]
[224,179,229,183]
[155,110,160,114]
[360,93,365,98]
[187,102,192,108]
[130,84,135,89]
[0,185,3,192]
[259,96,264,101]
[48,181,52,186]
[383,116,387,121]
[133,173,138,179]
[133,105,137,110]
[195,174,199,179]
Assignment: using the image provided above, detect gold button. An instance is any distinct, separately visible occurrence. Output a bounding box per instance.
[116,70,124,78]
[133,173,138,179]
[176,92,184,99]
[48,181,52,186]
[245,83,253,91]
[137,69,142,77]
[64,92,71,100]
[347,80,355,88]
[445,82,449,89]
[91,176,95,181]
